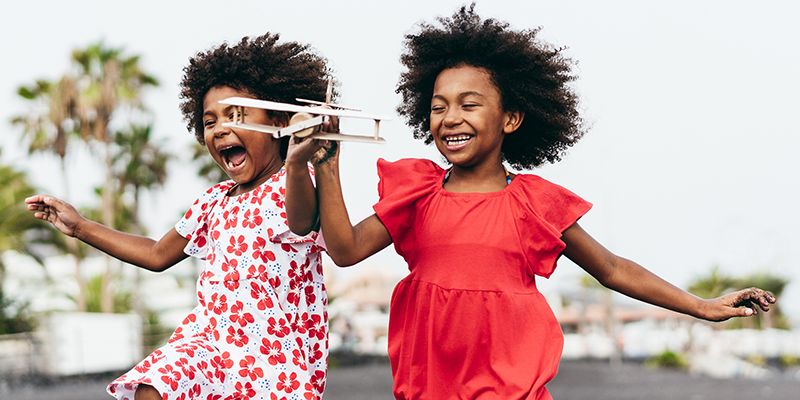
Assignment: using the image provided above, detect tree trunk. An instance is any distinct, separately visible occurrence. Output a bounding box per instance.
[60,156,88,312]
[100,141,115,313]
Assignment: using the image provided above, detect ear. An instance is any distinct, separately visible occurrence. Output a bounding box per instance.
[502,111,524,135]
[269,110,291,128]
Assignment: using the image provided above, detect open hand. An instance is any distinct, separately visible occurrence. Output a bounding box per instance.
[700,287,776,322]
[24,194,84,237]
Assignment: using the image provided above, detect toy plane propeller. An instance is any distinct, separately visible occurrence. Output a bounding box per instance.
[220,79,387,143]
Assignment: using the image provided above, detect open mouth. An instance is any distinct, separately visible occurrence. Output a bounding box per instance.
[219,145,247,170]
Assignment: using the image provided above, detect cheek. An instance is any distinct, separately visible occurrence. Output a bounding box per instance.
[428,115,441,134]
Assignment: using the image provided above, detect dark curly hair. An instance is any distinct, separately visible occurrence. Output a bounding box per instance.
[396,4,584,169]
[180,33,336,153]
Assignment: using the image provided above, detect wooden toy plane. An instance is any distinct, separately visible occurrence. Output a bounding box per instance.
[220,80,387,143]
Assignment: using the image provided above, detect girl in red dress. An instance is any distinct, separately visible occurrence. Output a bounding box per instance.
[27,34,335,400]
[289,5,777,400]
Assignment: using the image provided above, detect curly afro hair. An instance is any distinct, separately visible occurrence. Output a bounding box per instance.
[396,4,585,169]
[180,33,336,147]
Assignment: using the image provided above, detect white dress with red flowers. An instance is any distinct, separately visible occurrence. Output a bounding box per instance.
[108,169,328,400]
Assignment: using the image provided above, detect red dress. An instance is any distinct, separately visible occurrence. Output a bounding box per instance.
[373,159,592,400]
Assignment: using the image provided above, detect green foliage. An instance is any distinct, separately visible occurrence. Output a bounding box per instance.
[579,274,605,290]
[746,354,767,367]
[191,142,228,183]
[0,164,52,276]
[688,266,737,299]
[142,310,173,354]
[84,274,131,314]
[780,354,800,368]
[12,41,163,314]
[645,350,688,370]
[0,289,35,334]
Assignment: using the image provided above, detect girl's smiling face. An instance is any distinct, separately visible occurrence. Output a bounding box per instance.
[202,85,284,192]
[430,64,522,169]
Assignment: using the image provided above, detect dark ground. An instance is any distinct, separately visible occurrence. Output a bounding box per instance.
[2,359,798,399]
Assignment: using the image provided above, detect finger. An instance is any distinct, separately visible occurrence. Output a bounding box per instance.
[757,292,772,312]
[766,291,777,303]
[745,287,773,311]
[322,115,340,133]
[738,305,755,317]
[25,194,47,205]
[40,195,61,208]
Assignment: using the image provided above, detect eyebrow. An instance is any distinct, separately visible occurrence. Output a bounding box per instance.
[203,105,236,117]
[432,91,485,101]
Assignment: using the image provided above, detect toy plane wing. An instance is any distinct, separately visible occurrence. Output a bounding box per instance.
[218,97,390,121]
[218,97,388,143]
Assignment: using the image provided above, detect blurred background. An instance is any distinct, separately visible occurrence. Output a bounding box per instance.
[1,0,798,398]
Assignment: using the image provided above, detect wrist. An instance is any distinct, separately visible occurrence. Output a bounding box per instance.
[316,158,339,171]
[285,159,309,172]
[72,217,90,240]
[693,297,711,320]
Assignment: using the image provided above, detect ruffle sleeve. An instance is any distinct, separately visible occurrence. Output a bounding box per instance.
[510,175,592,278]
[174,181,235,259]
[372,158,442,257]
[265,165,323,248]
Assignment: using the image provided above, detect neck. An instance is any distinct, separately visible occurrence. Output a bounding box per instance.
[445,159,509,193]
[233,158,284,195]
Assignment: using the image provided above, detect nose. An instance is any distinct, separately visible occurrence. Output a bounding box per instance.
[212,121,232,138]
[442,106,464,128]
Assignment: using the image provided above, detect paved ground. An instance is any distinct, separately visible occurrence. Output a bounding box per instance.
[2,359,798,399]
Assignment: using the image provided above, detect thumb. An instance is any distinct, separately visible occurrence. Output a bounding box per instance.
[41,195,61,208]
[737,306,755,317]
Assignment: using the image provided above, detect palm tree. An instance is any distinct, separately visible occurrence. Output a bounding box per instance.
[688,266,736,299]
[113,124,172,233]
[112,123,172,315]
[69,42,158,313]
[11,76,93,310]
[11,76,79,196]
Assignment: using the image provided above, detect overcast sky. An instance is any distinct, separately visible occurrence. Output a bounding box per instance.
[2,0,798,317]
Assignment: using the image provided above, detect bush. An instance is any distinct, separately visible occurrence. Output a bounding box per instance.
[0,289,35,334]
[646,350,688,370]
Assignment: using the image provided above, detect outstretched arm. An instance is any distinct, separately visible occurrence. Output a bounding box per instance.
[25,195,188,272]
[314,146,392,267]
[562,222,775,321]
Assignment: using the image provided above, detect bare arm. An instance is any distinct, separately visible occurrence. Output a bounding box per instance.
[284,155,319,236]
[562,222,775,322]
[284,116,342,236]
[314,148,392,267]
[26,194,188,272]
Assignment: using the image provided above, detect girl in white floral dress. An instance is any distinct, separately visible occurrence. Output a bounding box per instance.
[26,33,336,400]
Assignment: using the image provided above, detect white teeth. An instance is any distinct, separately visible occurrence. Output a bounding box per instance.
[444,135,471,145]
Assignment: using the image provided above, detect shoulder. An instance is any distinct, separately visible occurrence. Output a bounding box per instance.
[377,158,443,176]
[375,158,443,198]
[509,173,592,229]
[512,173,577,197]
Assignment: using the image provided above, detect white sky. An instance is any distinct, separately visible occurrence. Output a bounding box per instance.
[1,0,798,318]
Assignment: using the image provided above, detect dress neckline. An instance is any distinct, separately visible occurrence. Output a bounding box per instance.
[225,165,284,198]
[436,168,523,198]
